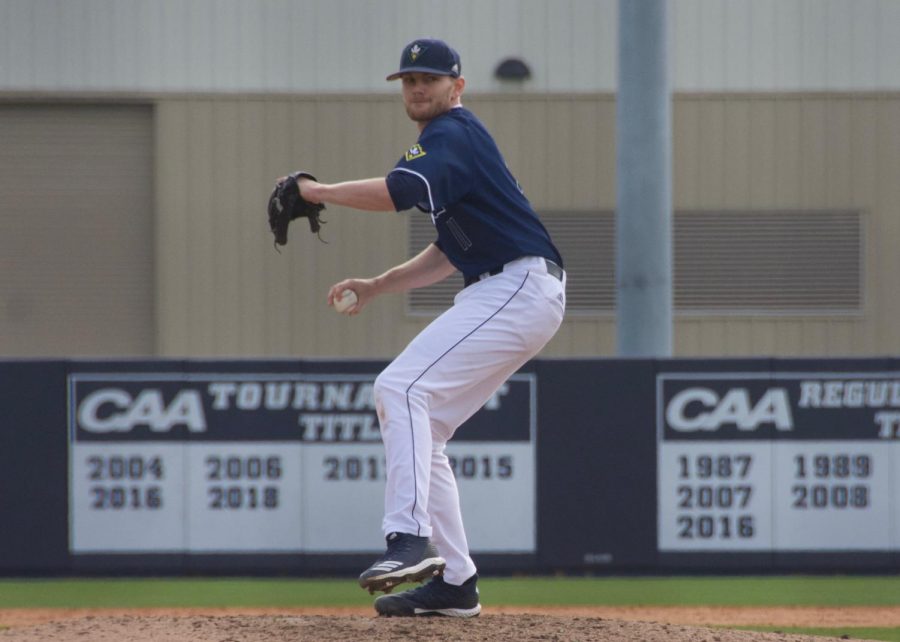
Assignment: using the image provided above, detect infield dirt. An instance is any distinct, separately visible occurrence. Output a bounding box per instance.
[1,606,897,641]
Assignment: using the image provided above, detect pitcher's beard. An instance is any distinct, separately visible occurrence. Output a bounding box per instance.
[404,97,454,123]
[405,103,440,122]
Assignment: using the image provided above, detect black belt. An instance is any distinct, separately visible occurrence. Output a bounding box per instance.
[463,258,564,288]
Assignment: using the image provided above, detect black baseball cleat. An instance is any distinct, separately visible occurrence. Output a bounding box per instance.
[358,532,446,594]
[374,573,481,617]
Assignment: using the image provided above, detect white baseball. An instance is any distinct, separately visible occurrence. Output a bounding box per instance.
[333,289,358,314]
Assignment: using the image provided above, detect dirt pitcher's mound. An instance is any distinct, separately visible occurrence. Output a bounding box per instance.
[0,613,884,642]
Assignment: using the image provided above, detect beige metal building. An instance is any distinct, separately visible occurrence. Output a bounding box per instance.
[1,0,898,358]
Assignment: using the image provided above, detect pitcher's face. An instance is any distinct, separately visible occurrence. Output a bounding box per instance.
[401,73,464,125]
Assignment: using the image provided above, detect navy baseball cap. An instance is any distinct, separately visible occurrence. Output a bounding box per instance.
[386,38,461,81]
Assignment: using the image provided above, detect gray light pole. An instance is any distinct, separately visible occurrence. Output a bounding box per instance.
[616,0,673,356]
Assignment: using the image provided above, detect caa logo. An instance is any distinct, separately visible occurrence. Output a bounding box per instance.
[665,387,793,432]
[77,388,207,433]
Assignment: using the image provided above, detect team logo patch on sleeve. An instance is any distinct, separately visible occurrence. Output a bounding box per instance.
[405,144,427,161]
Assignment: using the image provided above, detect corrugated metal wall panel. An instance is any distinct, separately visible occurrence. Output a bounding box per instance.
[0,104,154,356]
[672,95,896,356]
[674,211,862,312]
[873,99,900,352]
[0,93,891,359]
[409,209,862,316]
[150,93,898,359]
[408,211,617,314]
[154,96,426,358]
[2,0,900,93]
[155,100,192,354]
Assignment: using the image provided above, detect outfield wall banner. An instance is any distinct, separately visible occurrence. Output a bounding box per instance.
[67,369,537,556]
[655,360,900,569]
[1,357,899,575]
[658,371,897,552]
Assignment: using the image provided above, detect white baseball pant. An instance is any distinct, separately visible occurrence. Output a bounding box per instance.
[373,256,566,585]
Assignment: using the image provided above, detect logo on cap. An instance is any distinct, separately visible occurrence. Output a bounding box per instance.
[387,38,460,81]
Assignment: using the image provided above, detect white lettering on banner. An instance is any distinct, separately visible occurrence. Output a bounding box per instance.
[483,384,510,410]
[299,413,381,442]
[237,383,262,409]
[75,379,516,440]
[798,380,900,409]
[208,382,236,409]
[292,383,321,409]
[876,411,900,438]
[294,383,373,411]
[322,384,353,410]
[206,381,511,413]
[666,387,793,432]
[207,382,376,411]
[265,383,291,408]
[78,389,207,433]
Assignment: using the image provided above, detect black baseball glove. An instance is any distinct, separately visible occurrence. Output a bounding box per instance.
[267,171,326,248]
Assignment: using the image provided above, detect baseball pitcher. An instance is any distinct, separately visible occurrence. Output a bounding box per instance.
[269,38,566,617]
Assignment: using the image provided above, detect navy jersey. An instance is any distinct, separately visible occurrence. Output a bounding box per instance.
[386,106,562,278]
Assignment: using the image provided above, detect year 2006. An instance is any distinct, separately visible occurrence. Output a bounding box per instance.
[205,455,282,510]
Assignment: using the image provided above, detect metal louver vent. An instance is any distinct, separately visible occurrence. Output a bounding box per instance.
[407,212,614,314]
[407,216,466,310]
[407,210,862,315]
[542,212,615,312]
[675,210,862,312]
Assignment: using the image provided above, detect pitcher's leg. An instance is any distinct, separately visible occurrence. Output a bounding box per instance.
[427,445,477,585]
[375,368,434,537]
[363,267,564,594]
[371,284,529,538]
[357,371,446,594]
